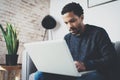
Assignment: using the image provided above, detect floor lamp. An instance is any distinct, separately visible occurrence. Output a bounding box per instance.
[41,15,56,40]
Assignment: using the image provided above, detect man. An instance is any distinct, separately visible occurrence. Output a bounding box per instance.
[34,2,119,80]
[61,2,119,80]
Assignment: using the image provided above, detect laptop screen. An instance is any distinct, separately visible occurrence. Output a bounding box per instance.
[24,39,79,76]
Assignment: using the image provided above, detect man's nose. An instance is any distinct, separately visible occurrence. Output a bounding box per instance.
[67,23,73,28]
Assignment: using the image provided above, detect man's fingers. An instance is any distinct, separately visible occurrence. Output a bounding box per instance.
[74,61,86,72]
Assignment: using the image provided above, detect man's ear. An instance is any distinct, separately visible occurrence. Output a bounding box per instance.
[81,14,84,20]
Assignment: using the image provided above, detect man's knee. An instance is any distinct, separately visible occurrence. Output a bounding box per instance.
[34,71,43,80]
[29,71,43,80]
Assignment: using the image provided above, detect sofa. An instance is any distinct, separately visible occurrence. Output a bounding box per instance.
[22,41,120,80]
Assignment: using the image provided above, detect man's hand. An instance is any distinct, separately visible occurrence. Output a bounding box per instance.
[74,61,86,72]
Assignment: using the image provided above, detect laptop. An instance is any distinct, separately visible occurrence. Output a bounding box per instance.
[24,39,95,77]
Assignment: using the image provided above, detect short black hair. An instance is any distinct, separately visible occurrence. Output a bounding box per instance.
[61,2,84,17]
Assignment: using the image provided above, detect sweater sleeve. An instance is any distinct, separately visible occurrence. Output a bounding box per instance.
[84,28,117,71]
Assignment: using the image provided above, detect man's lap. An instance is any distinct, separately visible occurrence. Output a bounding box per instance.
[76,71,105,80]
[33,71,105,80]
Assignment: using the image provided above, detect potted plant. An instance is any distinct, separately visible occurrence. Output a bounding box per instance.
[0,23,19,65]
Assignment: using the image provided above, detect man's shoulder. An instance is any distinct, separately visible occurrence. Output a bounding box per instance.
[86,24,105,30]
[86,24,106,33]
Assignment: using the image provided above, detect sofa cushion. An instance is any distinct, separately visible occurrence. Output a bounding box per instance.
[114,41,120,74]
[114,41,120,62]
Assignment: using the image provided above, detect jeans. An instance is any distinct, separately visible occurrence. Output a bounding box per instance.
[34,71,105,80]
[34,71,43,80]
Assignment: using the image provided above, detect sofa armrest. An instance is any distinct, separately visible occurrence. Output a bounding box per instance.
[114,41,120,66]
[22,50,37,80]
[115,41,120,58]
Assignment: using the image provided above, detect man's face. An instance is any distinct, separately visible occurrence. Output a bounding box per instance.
[62,11,84,35]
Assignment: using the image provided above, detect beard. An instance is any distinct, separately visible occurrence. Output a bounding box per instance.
[69,27,82,35]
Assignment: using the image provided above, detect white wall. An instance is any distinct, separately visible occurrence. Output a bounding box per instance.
[50,0,120,42]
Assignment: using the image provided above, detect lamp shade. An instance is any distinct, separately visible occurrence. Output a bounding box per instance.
[41,15,56,29]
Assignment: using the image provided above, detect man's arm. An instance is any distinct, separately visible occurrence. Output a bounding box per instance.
[84,28,117,71]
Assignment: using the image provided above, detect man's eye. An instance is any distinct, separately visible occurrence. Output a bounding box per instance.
[65,22,68,24]
[70,19,76,23]
[70,20,75,23]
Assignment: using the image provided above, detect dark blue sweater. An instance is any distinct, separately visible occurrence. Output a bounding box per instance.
[64,24,118,80]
